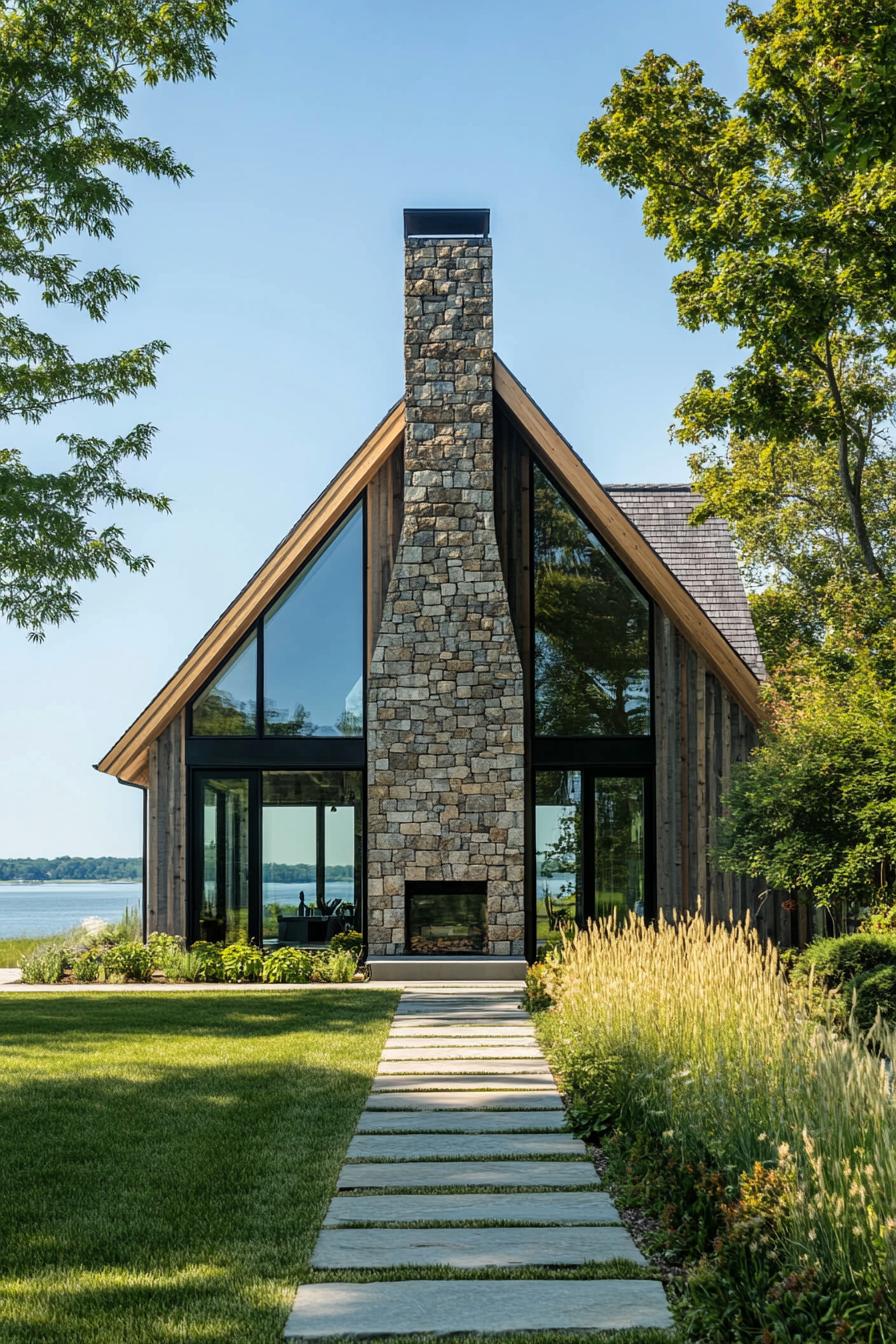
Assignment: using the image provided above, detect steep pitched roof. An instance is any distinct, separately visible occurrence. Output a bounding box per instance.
[97,359,763,786]
[605,485,766,679]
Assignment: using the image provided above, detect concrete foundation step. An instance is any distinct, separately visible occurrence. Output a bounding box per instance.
[366,956,527,983]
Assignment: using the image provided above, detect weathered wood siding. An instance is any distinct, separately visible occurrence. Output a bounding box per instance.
[145,709,187,935]
[653,610,786,944]
[366,442,404,667]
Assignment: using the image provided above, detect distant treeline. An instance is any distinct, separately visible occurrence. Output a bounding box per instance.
[0,856,142,881]
[262,864,354,883]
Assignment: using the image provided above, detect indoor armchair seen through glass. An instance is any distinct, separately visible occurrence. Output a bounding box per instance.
[534,466,650,736]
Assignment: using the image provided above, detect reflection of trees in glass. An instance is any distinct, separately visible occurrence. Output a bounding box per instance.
[534,467,650,736]
[595,777,645,919]
[535,771,582,936]
[192,633,257,736]
[264,699,312,737]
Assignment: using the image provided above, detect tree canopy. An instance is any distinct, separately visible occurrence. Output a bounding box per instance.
[580,0,896,911]
[579,0,896,666]
[0,0,233,640]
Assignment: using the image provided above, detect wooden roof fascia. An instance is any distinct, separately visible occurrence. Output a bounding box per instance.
[493,355,763,721]
[96,401,405,785]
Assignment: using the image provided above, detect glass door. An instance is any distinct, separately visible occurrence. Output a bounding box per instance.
[593,775,646,920]
[533,767,650,948]
[193,774,257,944]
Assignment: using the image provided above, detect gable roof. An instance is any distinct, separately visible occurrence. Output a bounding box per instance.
[605,485,766,680]
[97,359,763,786]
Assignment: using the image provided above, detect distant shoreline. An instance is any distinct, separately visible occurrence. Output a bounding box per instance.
[0,879,141,886]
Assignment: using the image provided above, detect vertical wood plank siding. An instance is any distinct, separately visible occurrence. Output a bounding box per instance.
[366,442,405,666]
[653,611,784,944]
[145,709,187,935]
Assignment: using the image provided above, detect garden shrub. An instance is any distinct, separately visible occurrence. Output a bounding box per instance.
[70,948,103,982]
[315,948,360,983]
[102,941,152,982]
[793,932,896,990]
[220,941,263,983]
[328,929,363,956]
[846,963,896,1031]
[147,931,183,974]
[19,942,66,984]
[189,941,224,981]
[262,947,314,983]
[861,902,896,934]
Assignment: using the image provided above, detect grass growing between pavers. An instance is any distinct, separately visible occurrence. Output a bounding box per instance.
[301,1332,677,1344]
[304,1263,660,1283]
[0,989,399,1344]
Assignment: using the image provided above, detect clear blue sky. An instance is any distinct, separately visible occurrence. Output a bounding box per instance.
[0,0,747,858]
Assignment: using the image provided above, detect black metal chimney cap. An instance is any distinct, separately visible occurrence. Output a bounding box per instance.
[403,208,490,239]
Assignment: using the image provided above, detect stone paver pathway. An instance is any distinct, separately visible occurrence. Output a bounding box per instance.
[286,983,672,1339]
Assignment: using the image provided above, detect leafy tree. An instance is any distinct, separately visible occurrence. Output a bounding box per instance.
[578,0,896,667]
[717,644,896,915]
[0,0,234,640]
[580,0,896,913]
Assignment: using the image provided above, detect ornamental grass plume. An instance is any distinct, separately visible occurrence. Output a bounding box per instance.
[539,912,896,1313]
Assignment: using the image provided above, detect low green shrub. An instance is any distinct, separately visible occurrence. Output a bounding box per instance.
[189,941,224,981]
[147,931,184,974]
[862,902,896,934]
[220,942,263,983]
[794,931,896,988]
[328,929,363,956]
[71,948,103,983]
[315,947,360,983]
[262,947,314,983]
[847,963,896,1031]
[102,941,152,982]
[19,942,66,984]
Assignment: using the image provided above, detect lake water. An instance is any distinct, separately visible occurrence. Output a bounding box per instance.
[0,882,142,939]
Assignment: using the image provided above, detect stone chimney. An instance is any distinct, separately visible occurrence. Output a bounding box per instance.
[366,209,526,956]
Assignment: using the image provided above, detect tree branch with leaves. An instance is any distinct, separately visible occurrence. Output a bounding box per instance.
[0,0,234,640]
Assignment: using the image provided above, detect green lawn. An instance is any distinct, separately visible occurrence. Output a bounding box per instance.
[0,935,49,967]
[0,990,399,1343]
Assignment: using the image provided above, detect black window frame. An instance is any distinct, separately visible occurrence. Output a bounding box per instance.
[525,454,656,958]
[186,498,366,753]
[532,763,655,946]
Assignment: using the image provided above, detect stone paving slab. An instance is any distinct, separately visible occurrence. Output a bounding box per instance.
[336,1160,601,1190]
[285,1279,674,1338]
[363,1090,564,1110]
[356,1109,568,1133]
[311,1225,644,1269]
[323,1191,620,1226]
[383,1041,541,1054]
[346,1133,586,1160]
[388,1022,534,1033]
[391,1015,527,1027]
[376,1058,553,1075]
[371,1073,556,1092]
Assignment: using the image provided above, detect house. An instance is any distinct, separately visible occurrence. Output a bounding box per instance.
[97,208,781,977]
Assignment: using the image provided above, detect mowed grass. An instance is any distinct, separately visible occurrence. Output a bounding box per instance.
[0,990,399,1343]
[0,935,48,967]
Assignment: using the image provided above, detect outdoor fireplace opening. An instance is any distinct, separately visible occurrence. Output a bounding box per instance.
[405,880,488,955]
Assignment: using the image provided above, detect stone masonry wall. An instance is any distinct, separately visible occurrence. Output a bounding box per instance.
[366,236,526,955]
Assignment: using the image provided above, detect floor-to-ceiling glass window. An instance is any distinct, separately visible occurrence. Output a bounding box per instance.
[187,501,365,947]
[534,769,648,944]
[262,771,361,947]
[594,776,646,920]
[196,776,252,943]
[534,771,582,946]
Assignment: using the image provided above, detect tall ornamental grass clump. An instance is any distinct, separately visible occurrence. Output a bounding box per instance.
[537,915,896,1340]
